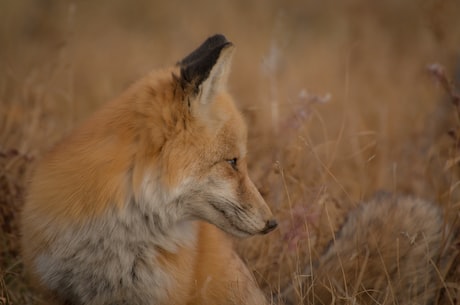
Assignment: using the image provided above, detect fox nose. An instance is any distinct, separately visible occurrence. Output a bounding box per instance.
[260,219,278,234]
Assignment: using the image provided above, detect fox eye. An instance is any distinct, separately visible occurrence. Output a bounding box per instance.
[226,158,238,170]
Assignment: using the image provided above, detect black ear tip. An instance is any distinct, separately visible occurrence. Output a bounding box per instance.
[204,34,230,48]
[178,34,233,68]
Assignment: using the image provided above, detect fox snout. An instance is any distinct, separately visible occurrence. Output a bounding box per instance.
[241,178,278,236]
[253,200,277,235]
[191,174,278,238]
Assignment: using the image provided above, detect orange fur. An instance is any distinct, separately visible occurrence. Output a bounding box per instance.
[21,35,276,305]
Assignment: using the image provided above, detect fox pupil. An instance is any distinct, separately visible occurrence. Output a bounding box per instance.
[227,158,238,170]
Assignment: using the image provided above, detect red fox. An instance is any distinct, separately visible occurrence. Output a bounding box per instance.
[21,34,278,305]
[281,193,453,305]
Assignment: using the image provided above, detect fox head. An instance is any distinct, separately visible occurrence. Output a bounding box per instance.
[128,35,277,237]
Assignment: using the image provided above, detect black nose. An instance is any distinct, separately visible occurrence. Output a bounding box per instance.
[260,219,278,234]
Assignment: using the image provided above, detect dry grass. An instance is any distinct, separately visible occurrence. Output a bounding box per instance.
[1,0,460,304]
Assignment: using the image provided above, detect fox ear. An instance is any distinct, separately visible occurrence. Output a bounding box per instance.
[178,34,235,105]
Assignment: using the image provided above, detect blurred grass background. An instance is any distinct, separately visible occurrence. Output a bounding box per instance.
[1,0,460,304]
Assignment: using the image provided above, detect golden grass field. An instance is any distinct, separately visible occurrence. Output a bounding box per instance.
[1,0,460,304]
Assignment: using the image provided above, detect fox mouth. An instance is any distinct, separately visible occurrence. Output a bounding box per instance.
[209,201,262,236]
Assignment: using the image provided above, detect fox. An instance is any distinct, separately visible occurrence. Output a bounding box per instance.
[281,192,453,305]
[20,34,278,305]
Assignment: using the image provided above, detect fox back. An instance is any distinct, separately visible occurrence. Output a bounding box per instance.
[21,34,277,305]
